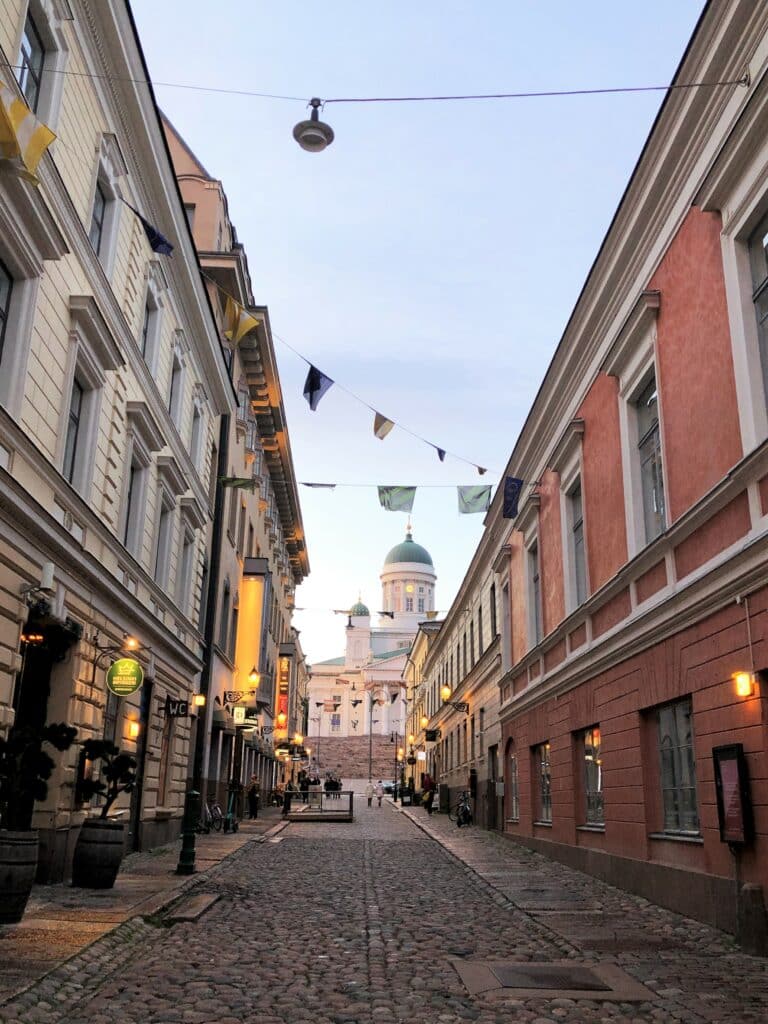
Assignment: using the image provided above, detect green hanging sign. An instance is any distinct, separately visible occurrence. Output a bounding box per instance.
[106,657,144,697]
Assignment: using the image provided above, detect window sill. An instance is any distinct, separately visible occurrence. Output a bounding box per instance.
[505,817,520,824]
[533,820,552,828]
[648,831,703,845]
[577,824,605,833]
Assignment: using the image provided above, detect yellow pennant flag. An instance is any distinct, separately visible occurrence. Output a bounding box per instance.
[0,82,55,184]
[223,296,259,345]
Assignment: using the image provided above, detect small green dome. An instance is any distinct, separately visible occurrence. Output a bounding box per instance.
[350,600,370,616]
[384,532,433,567]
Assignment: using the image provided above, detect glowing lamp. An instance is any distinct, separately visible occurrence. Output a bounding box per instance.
[294,732,304,744]
[277,711,287,727]
[408,733,415,744]
[123,635,139,651]
[420,715,429,729]
[733,671,755,697]
[128,720,140,740]
[193,693,206,708]
[440,684,452,702]
[248,666,260,686]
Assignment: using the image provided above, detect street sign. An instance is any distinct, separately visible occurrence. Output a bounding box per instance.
[233,706,246,725]
[224,691,243,704]
[161,695,189,718]
[106,658,144,697]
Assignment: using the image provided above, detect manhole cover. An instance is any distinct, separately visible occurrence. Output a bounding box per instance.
[490,965,610,991]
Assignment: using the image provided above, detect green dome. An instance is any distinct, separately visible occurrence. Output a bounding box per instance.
[350,600,370,616]
[384,532,433,567]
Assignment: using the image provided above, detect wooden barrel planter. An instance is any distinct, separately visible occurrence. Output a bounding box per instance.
[0,830,39,924]
[71,819,125,889]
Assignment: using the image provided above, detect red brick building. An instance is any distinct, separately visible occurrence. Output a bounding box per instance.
[494,1,768,939]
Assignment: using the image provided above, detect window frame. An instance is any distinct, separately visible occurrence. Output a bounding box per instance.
[87,134,126,277]
[533,741,552,824]
[528,541,543,646]
[0,259,14,367]
[507,742,520,822]
[153,489,175,588]
[581,725,604,826]
[14,1,69,129]
[656,697,700,836]
[635,374,667,543]
[17,9,45,112]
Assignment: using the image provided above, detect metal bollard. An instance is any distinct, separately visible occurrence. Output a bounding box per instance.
[175,788,200,875]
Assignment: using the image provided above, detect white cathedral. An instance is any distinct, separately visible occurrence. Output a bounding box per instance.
[307,528,436,742]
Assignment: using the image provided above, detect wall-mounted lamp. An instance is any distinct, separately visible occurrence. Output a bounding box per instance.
[293,732,304,745]
[277,711,287,727]
[192,693,206,708]
[408,733,415,744]
[128,720,140,740]
[733,670,755,697]
[440,684,452,702]
[420,715,429,729]
[248,666,261,686]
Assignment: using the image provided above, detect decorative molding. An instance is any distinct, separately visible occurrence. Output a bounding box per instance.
[515,491,541,538]
[492,544,513,576]
[157,455,187,497]
[69,295,124,373]
[126,400,164,453]
[549,419,585,475]
[602,290,660,381]
[0,173,68,274]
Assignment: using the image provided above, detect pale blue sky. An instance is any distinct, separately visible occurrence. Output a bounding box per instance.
[130,0,704,663]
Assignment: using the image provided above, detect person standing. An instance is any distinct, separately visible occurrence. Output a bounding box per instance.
[246,774,260,819]
[365,781,374,807]
[422,772,436,815]
[375,780,384,808]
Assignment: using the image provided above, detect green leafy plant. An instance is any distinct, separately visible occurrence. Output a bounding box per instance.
[0,723,78,830]
[77,740,137,819]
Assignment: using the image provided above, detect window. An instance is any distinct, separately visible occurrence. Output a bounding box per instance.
[508,746,519,821]
[582,726,603,825]
[331,713,341,733]
[405,596,413,612]
[0,260,12,362]
[183,204,196,231]
[469,621,475,666]
[237,502,246,554]
[228,604,238,661]
[534,742,551,823]
[657,698,699,834]
[529,543,542,645]
[62,377,84,483]
[749,211,768,401]
[153,497,174,587]
[417,597,424,613]
[89,181,107,255]
[477,605,483,657]
[178,530,194,615]
[489,582,497,637]
[17,11,45,112]
[636,376,666,542]
[190,404,203,468]
[228,485,238,538]
[570,483,587,605]
[462,634,467,677]
[207,443,218,509]
[218,580,231,652]
[169,351,184,427]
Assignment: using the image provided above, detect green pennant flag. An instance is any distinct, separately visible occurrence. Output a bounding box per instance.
[377,486,416,512]
[220,477,258,490]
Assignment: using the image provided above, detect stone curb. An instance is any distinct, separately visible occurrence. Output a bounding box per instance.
[0,819,287,1013]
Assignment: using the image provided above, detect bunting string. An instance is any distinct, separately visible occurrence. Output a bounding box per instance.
[199,270,497,475]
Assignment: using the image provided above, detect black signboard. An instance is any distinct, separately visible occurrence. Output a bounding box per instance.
[713,744,754,845]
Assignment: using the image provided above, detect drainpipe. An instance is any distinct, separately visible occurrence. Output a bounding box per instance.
[177,414,229,875]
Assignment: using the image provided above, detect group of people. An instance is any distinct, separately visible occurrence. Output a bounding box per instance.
[365,780,386,807]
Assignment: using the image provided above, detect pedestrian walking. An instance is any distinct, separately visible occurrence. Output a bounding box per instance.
[365,781,374,807]
[375,780,384,807]
[422,772,436,815]
[246,774,260,819]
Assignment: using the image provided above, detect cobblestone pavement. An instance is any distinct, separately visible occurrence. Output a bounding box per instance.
[2,804,768,1024]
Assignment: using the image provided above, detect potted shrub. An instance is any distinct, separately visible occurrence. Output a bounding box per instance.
[0,722,78,923]
[72,740,137,889]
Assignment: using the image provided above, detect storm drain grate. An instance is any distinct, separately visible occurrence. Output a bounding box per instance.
[490,964,610,991]
[450,960,657,1001]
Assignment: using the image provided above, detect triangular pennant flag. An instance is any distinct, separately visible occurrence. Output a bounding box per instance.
[502,476,524,519]
[436,447,446,463]
[121,200,174,255]
[219,476,258,490]
[303,365,334,410]
[300,482,337,489]
[373,412,395,440]
[457,485,491,514]
[0,82,55,184]
[377,486,416,512]
[477,466,487,476]
[223,296,259,345]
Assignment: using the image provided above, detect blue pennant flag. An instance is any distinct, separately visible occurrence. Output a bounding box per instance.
[502,476,524,519]
[303,365,334,410]
[122,200,174,255]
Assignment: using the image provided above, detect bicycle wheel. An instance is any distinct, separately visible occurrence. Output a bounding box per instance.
[210,806,223,832]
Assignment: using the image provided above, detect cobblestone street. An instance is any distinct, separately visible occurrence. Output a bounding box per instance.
[3,805,768,1024]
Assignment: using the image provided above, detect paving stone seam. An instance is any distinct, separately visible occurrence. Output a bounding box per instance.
[398,807,584,959]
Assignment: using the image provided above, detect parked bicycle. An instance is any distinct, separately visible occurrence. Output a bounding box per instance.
[196,797,224,834]
[448,790,473,828]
